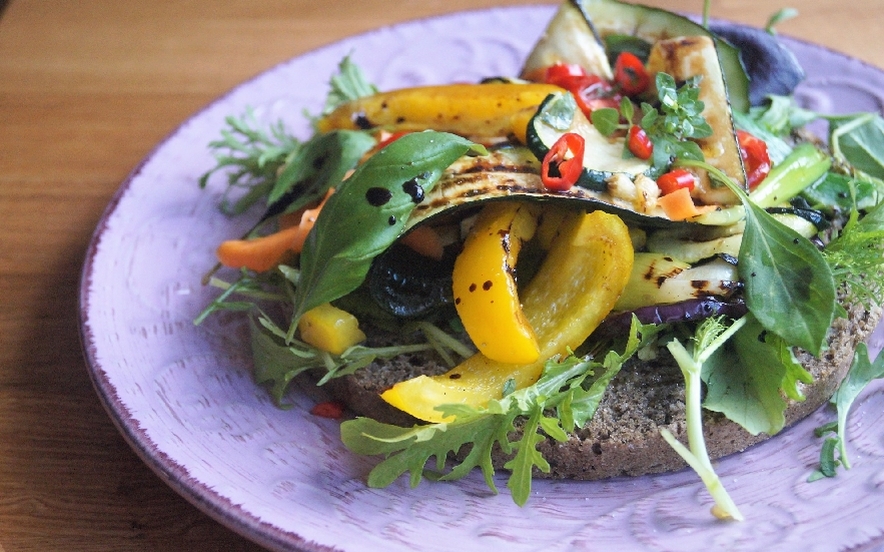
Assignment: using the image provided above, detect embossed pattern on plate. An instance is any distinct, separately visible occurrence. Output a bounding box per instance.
[80,6,884,552]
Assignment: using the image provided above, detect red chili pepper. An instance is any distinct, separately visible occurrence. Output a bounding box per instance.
[614,52,650,96]
[627,125,653,160]
[736,130,772,190]
[543,63,621,117]
[541,132,585,191]
[656,168,697,195]
[310,400,346,419]
[544,63,592,90]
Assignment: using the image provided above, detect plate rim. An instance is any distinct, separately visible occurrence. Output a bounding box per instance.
[77,5,884,552]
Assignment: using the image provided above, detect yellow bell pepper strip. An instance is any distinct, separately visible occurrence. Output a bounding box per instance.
[451,201,541,364]
[316,83,563,140]
[381,209,634,422]
[297,302,367,355]
[216,188,334,272]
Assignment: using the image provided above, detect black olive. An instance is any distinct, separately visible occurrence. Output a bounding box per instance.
[366,242,456,318]
[710,23,805,106]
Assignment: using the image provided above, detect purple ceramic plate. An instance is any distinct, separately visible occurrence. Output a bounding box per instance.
[80,6,884,552]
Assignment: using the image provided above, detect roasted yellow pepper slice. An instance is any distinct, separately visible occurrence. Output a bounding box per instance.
[452,201,540,364]
[316,83,563,140]
[381,209,634,422]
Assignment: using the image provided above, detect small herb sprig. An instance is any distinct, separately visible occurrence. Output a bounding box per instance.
[592,72,712,171]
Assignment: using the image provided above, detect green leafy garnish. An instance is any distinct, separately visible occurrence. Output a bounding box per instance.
[592,73,711,171]
[291,131,486,331]
[677,159,836,356]
[249,315,458,406]
[341,319,655,506]
[810,342,884,480]
[703,314,810,435]
[822,200,884,308]
[322,55,379,115]
[199,109,301,215]
[663,316,745,521]
[765,8,799,34]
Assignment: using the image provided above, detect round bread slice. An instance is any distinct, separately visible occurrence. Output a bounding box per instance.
[325,301,881,480]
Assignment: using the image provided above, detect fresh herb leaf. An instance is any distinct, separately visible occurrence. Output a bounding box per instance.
[291,131,486,330]
[268,130,375,211]
[703,315,793,435]
[739,196,836,355]
[677,159,837,355]
[823,200,884,308]
[199,109,301,215]
[664,316,745,521]
[341,319,653,506]
[322,56,379,115]
[765,8,799,34]
[590,107,620,137]
[828,342,884,468]
[249,314,440,405]
[830,113,884,181]
[641,73,712,171]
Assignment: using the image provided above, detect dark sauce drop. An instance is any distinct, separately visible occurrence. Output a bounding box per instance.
[365,187,393,206]
[402,178,424,204]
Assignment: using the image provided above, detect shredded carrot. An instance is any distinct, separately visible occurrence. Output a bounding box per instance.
[399,225,445,260]
[216,188,334,272]
[658,187,702,221]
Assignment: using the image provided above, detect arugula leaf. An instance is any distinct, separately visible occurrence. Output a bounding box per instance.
[811,342,884,480]
[341,319,653,506]
[830,343,884,466]
[291,131,485,329]
[664,316,745,521]
[249,314,440,406]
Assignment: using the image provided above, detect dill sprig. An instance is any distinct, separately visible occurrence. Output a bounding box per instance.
[823,202,884,309]
[199,109,301,215]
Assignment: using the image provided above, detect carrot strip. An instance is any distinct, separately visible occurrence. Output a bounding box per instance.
[658,187,701,221]
[216,189,334,272]
[399,225,445,260]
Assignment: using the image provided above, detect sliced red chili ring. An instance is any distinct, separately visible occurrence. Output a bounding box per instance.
[541,132,586,191]
[627,125,653,160]
[614,52,650,96]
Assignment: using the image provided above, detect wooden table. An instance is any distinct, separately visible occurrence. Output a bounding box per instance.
[1,0,881,549]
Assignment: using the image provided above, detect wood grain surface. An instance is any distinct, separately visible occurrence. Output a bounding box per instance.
[0,0,881,550]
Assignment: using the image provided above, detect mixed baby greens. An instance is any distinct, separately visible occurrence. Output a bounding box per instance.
[197,3,884,520]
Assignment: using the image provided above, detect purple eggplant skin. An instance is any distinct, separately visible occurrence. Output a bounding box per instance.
[592,296,748,341]
[710,22,805,106]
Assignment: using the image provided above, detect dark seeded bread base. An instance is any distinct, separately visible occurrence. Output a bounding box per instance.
[325,302,881,480]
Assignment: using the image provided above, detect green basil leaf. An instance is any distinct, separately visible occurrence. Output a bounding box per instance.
[292,131,485,324]
[269,130,375,209]
[738,200,836,355]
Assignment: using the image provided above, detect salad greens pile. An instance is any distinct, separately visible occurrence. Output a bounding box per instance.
[197,22,884,518]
